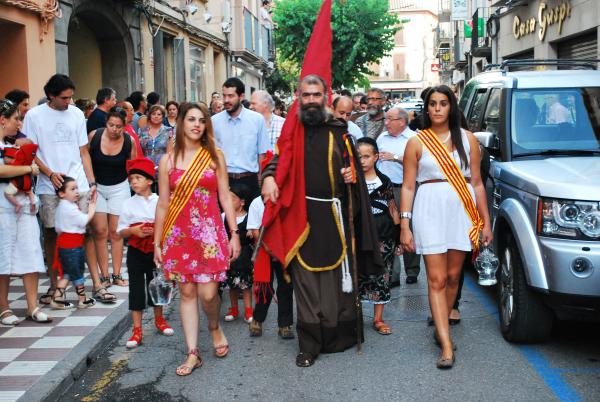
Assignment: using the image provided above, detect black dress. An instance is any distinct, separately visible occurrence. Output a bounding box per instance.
[220,214,253,290]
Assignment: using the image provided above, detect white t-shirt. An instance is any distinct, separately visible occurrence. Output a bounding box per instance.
[23,103,89,195]
[348,121,364,140]
[117,193,158,234]
[246,196,265,230]
[55,199,88,234]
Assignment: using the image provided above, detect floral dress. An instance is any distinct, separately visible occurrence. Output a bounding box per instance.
[162,166,229,283]
[358,171,397,304]
[138,125,174,167]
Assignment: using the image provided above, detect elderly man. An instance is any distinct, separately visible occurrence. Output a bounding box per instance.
[376,107,421,284]
[212,77,269,205]
[355,88,386,139]
[261,74,383,367]
[250,90,285,151]
[332,96,363,139]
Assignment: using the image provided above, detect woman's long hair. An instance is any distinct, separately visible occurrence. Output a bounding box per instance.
[423,85,469,168]
[173,102,218,164]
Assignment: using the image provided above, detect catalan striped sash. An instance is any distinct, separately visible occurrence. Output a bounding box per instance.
[161,147,212,244]
[417,128,484,254]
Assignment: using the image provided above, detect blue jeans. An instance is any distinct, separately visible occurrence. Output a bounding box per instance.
[59,247,86,286]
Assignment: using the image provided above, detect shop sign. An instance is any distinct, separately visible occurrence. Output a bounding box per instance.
[431,64,440,73]
[451,0,468,21]
[513,1,572,41]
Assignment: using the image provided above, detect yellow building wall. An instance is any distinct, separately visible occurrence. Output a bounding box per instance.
[67,21,102,101]
[0,4,56,101]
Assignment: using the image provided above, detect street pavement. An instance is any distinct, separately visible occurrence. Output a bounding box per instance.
[59,265,600,402]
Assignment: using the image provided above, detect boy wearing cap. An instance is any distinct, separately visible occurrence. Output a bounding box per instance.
[117,157,174,348]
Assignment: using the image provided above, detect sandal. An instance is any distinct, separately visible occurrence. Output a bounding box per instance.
[295,352,315,368]
[373,320,392,335]
[176,348,203,376]
[209,325,229,358]
[436,353,456,369]
[75,285,96,309]
[26,307,52,323]
[99,276,112,288]
[449,308,461,325]
[93,286,117,304]
[50,288,75,310]
[0,309,20,325]
[112,274,129,287]
[39,287,55,306]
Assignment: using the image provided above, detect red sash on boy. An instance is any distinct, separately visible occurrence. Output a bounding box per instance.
[160,147,212,245]
[416,128,484,255]
[53,233,85,277]
[129,222,155,253]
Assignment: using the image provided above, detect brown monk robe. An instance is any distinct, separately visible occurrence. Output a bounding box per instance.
[262,117,383,363]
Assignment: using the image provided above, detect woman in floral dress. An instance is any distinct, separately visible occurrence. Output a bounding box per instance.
[154,102,241,376]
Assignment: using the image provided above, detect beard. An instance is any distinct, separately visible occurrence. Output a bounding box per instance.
[367,105,381,116]
[225,99,241,114]
[299,102,327,126]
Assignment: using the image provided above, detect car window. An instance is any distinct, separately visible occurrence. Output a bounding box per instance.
[467,89,488,132]
[511,88,600,155]
[482,88,501,135]
[459,80,477,112]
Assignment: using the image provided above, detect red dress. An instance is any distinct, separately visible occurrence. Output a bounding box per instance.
[162,166,229,283]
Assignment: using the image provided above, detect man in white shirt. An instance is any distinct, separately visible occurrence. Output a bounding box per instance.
[250,90,285,151]
[332,96,363,139]
[23,74,109,303]
[376,107,421,285]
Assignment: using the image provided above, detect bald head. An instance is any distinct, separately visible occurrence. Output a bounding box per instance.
[333,96,353,122]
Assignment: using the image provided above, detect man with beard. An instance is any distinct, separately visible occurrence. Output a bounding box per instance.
[354,88,387,139]
[261,74,383,367]
[212,77,269,204]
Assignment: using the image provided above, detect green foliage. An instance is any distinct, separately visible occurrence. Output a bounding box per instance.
[265,54,300,97]
[273,0,399,89]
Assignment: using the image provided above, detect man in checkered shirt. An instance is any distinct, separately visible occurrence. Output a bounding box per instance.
[250,90,285,152]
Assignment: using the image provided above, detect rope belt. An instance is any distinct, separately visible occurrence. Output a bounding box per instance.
[305,195,352,293]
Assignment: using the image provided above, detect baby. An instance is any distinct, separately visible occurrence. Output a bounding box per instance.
[2,145,37,214]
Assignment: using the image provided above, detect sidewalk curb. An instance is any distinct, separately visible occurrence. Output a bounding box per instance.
[19,301,132,402]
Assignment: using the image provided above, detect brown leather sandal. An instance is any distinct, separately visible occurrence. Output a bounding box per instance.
[373,320,392,335]
[176,348,203,376]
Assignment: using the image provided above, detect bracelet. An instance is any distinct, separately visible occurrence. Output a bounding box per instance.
[231,229,240,235]
[89,181,97,187]
[400,212,412,219]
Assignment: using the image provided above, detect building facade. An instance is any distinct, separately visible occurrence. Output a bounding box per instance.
[368,0,440,100]
[0,0,59,101]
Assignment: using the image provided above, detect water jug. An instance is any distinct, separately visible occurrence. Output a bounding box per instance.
[474,246,499,286]
[148,265,174,305]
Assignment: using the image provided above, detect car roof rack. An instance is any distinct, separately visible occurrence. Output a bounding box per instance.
[483,59,600,73]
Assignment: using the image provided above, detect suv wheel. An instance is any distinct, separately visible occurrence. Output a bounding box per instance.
[497,235,554,343]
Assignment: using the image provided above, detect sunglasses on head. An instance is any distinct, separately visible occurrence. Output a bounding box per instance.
[0,99,15,115]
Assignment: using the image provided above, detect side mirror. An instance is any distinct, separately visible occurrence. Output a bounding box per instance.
[474,131,497,149]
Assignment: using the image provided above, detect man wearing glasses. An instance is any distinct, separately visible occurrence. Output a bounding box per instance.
[376,107,421,285]
[355,88,387,140]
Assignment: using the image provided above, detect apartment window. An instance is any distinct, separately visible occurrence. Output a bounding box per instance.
[189,45,206,103]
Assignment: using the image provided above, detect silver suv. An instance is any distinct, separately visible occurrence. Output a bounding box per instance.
[459,60,600,342]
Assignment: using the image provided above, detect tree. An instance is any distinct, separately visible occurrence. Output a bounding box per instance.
[273,0,400,89]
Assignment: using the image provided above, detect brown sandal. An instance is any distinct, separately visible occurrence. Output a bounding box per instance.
[373,320,392,335]
[176,349,203,376]
[209,325,229,358]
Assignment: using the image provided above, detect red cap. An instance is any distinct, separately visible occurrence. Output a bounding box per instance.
[126,157,155,180]
[3,147,17,159]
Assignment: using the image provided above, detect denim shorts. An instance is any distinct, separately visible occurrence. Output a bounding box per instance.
[59,247,86,286]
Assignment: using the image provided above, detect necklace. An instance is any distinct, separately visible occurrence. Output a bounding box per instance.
[438,132,451,143]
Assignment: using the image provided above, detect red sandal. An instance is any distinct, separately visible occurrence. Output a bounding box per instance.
[126,327,143,348]
[155,316,174,336]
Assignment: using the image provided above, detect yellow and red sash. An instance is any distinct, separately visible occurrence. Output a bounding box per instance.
[161,148,212,245]
[417,128,484,254]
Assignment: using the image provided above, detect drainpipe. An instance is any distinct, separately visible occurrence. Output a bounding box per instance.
[138,7,146,92]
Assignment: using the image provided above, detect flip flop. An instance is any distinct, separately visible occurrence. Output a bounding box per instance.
[373,320,392,335]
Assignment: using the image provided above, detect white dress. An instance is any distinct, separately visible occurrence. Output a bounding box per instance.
[413,130,475,255]
[0,153,46,275]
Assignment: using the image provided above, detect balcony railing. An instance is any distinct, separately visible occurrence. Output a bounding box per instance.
[470,7,492,60]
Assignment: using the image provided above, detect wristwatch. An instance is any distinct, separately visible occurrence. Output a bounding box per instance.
[393,154,400,161]
[400,212,412,219]
[89,181,97,187]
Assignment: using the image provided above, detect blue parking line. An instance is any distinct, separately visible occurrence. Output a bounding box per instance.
[464,275,582,402]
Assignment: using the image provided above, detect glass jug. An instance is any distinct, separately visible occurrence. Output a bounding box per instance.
[474,246,499,286]
[148,265,174,306]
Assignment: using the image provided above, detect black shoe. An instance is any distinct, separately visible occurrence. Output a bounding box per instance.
[406,276,418,284]
[296,352,315,367]
[390,280,400,288]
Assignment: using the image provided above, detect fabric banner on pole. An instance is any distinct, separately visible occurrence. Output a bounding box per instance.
[452,0,468,21]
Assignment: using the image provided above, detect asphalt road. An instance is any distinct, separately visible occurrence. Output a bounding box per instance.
[61,267,600,402]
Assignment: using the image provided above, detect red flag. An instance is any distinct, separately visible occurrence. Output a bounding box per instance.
[254,0,332,285]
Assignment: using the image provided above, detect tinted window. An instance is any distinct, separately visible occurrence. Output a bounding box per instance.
[467,89,488,132]
[511,88,600,155]
[459,80,477,112]
[482,88,501,135]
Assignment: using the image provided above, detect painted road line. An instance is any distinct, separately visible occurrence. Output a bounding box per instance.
[464,274,582,402]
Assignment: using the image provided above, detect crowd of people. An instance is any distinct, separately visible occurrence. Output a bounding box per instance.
[0,71,490,373]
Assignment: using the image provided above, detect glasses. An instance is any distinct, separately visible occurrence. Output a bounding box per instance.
[384,117,403,121]
[367,97,384,101]
[0,99,15,114]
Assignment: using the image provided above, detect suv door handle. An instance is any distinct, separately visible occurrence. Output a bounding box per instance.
[493,187,501,209]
